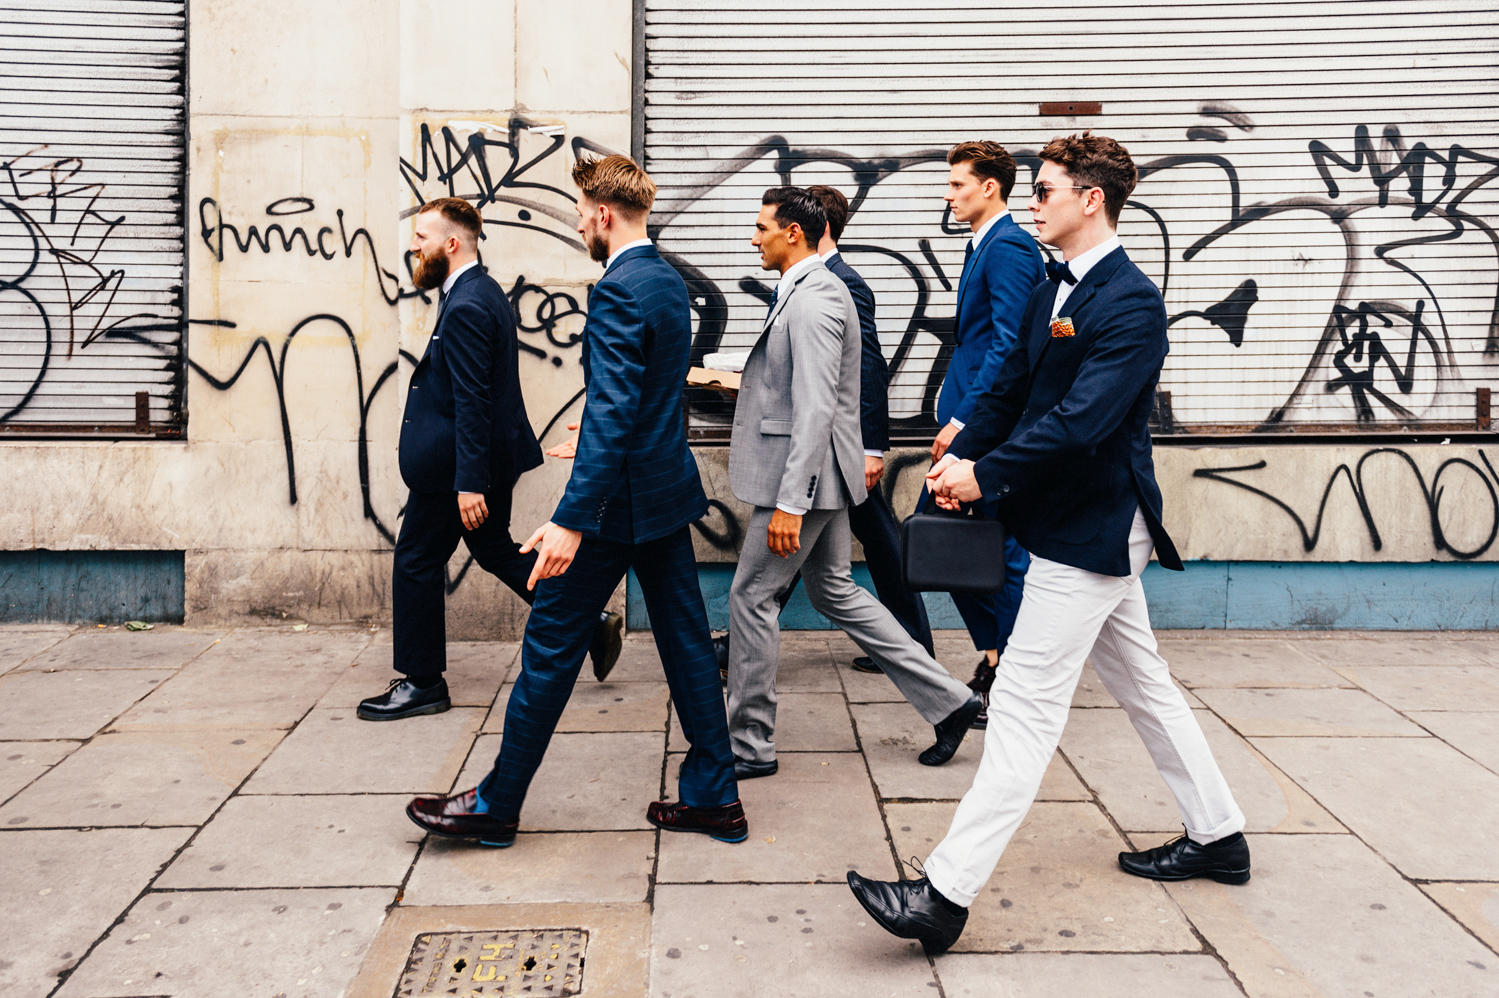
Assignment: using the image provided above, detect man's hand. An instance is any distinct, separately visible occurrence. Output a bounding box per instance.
[545,422,580,460]
[925,458,982,510]
[457,492,488,531]
[864,454,885,491]
[767,509,803,558]
[930,422,960,462]
[520,520,583,590]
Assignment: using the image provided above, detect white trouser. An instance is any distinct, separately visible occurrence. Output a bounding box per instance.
[923,509,1245,907]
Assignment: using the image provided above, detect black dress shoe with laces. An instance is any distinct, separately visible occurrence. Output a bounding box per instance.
[918,695,983,766]
[733,758,778,780]
[357,677,451,721]
[590,611,625,681]
[846,870,968,955]
[405,788,518,847]
[1118,830,1251,884]
[967,659,996,730]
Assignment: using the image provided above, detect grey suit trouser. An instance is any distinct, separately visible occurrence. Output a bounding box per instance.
[727,505,972,765]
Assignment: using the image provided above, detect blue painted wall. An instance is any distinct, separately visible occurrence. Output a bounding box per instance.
[1,551,186,624]
[628,561,1499,631]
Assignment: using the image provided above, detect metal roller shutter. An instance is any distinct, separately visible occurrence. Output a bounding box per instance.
[642,0,1499,440]
[0,0,186,437]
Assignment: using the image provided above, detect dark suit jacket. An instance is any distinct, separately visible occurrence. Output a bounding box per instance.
[551,244,708,544]
[825,251,888,452]
[949,246,1184,577]
[937,214,1045,426]
[399,265,543,495]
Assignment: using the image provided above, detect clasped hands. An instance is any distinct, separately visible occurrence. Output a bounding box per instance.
[925,456,982,511]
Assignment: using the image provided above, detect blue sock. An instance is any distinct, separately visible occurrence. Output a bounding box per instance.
[471,790,490,814]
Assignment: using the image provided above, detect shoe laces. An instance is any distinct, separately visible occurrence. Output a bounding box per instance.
[903,855,929,882]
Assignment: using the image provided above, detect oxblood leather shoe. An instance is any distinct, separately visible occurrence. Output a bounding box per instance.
[846,870,968,955]
[918,695,982,766]
[967,660,996,730]
[591,611,625,681]
[733,758,778,780]
[405,788,518,847]
[1118,830,1251,884]
[645,799,748,843]
[357,677,451,721]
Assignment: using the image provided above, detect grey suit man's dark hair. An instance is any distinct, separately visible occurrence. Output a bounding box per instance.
[761,187,827,245]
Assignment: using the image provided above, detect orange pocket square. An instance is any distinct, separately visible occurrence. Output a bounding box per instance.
[1050,316,1076,338]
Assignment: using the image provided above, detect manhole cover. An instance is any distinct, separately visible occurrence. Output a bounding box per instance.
[395,928,588,996]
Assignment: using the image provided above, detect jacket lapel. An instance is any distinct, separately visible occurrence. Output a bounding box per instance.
[953,214,1011,328]
[760,263,818,332]
[1028,246,1128,374]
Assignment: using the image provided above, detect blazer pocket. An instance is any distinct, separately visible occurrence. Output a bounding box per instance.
[759,417,792,436]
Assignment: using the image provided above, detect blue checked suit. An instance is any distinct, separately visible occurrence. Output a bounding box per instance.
[478,243,736,815]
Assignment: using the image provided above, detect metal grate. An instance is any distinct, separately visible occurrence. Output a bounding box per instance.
[396,929,588,997]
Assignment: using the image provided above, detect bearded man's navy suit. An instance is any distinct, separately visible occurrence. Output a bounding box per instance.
[476,243,737,816]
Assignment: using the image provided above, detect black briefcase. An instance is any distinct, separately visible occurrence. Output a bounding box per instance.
[899,510,1008,593]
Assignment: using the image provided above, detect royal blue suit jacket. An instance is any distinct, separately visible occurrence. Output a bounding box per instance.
[550,244,708,544]
[826,251,888,451]
[949,246,1184,577]
[399,265,543,495]
[937,214,1046,427]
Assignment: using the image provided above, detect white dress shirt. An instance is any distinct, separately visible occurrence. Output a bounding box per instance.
[441,258,478,296]
[1051,235,1121,319]
[605,237,653,272]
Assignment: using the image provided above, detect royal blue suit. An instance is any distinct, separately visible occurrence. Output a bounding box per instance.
[937,216,1044,653]
[950,246,1184,575]
[393,265,544,682]
[478,243,736,815]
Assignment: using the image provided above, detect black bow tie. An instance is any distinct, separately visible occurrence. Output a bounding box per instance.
[1046,259,1077,285]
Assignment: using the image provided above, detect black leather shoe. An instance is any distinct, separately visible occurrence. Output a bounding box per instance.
[734,758,778,780]
[646,798,748,843]
[405,788,518,847]
[712,633,730,683]
[591,611,624,681]
[967,660,997,730]
[846,871,968,955]
[1119,830,1251,884]
[357,677,451,721]
[918,695,982,766]
[850,656,882,674]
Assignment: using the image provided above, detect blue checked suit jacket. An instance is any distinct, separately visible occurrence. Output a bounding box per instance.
[550,244,708,543]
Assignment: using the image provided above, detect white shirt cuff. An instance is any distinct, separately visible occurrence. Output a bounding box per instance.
[775,502,809,516]
[934,453,959,471]
[947,418,965,431]
[863,450,884,459]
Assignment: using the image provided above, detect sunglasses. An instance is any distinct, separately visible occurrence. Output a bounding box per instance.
[1032,182,1096,203]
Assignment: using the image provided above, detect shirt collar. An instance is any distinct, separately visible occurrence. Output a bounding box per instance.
[819,248,840,265]
[776,252,821,292]
[441,259,478,296]
[1062,235,1122,285]
[969,209,1009,248]
[605,237,653,272]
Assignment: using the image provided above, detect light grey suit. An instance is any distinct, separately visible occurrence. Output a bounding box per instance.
[727,257,971,765]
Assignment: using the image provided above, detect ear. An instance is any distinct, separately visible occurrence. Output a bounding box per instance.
[981,177,999,198]
[597,202,613,229]
[785,222,803,245]
[1082,188,1106,216]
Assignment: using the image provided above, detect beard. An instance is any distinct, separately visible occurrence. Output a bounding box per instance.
[412,246,450,291]
[585,229,609,263]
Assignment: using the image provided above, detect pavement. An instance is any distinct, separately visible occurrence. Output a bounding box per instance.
[2,623,1497,998]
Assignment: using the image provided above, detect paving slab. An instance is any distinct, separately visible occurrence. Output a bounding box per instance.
[1157,636,1349,688]
[1062,706,1342,834]
[833,632,972,703]
[670,690,853,753]
[1252,735,1499,880]
[321,636,517,708]
[0,740,78,804]
[1161,833,1497,998]
[16,627,222,672]
[1409,710,1499,773]
[656,751,895,884]
[1421,882,1499,954]
[347,902,650,998]
[887,801,1201,954]
[157,794,422,888]
[850,701,1087,803]
[651,884,939,997]
[245,706,483,794]
[452,731,663,830]
[0,729,284,828]
[1295,635,1492,667]
[404,830,655,905]
[753,634,845,692]
[488,679,671,734]
[54,887,392,998]
[0,827,190,996]
[1334,665,1499,711]
[0,626,71,674]
[935,953,1243,997]
[1193,686,1426,737]
[0,669,177,739]
[603,633,741,683]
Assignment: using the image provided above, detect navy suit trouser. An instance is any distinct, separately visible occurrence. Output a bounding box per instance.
[393,486,535,683]
[477,525,736,817]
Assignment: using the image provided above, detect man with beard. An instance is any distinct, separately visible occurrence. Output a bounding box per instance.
[404,158,745,847]
[358,197,623,722]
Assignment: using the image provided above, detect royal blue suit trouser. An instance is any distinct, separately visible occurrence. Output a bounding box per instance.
[477,525,737,816]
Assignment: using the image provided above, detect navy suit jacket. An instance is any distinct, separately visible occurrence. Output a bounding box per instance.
[949,246,1184,577]
[551,244,708,544]
[826,251,888,451]
[399,265,543,495]
[937,214,1046,426]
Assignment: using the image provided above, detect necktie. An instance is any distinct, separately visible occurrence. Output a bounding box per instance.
[1046,259,1077,285]
[766,286,779,318]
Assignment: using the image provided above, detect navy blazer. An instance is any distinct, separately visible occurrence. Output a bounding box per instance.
[399,265,543,495]
[826,251,889,452]
[550,244,708,544]
[937,214,1046,426]
[949,246,1184,576]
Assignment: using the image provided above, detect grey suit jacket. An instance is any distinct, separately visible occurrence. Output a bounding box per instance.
[729,258,867,511]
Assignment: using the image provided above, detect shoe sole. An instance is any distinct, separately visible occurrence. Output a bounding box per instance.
[647,818,748,844]
[356,700,451,721]
[404,810,516,848]
[1119,865,1251,885]
[592,616,625,682]
[734,765,778,780]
